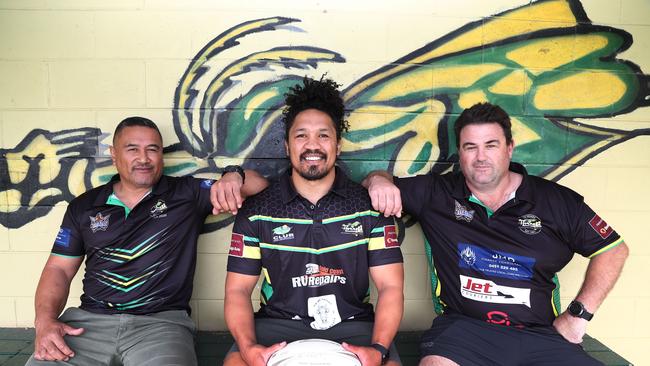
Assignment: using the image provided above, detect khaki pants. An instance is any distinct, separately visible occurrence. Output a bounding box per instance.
[26,308,197,366]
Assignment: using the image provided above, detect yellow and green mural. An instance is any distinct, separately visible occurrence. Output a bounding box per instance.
[1,0,648,231]
[2,0,650,362]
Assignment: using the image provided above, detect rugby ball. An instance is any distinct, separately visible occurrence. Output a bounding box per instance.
[266,339,362,366]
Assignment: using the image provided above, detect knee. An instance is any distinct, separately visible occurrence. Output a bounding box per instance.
[223,351,246,366]
[419,355,460,366]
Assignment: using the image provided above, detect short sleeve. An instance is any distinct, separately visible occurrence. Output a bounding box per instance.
[367,213,403,267]
[190,177,217,216]
[51,204,85,257]
[226,209,262,276]
[394,174,434,218]
[569,200,623,258]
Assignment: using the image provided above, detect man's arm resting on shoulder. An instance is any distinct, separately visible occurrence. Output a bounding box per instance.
[361,171,402,218]
[343,263,404,365]
[211,169,269,215]
[224,271,285,366]
[553,242,629,343]
[33,255,84,361]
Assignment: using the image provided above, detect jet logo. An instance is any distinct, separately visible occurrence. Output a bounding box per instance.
[460,275,531,307]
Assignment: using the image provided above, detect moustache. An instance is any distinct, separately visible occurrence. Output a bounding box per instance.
[132,164,153,170]
[473,162,492,168]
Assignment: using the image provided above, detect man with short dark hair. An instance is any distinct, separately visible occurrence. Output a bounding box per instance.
[27,117,263,366]
[223,77,405,366]
[363,103,629,366]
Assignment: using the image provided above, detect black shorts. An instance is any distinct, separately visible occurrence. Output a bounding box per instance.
[229,317,401,363]
[420,313,603,366]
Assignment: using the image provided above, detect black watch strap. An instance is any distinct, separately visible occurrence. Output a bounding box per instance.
[370,343,389,364]
[223,165,245,184]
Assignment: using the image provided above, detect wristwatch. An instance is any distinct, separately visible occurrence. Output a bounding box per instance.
[568,300,593,321]
[370,343,389,364]
[222,165,245,184]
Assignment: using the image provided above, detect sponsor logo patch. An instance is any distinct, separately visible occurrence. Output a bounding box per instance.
[54,227,71,247]
[200,179,215,189]
[486,310,521,327]
[384,225,399,247]
[229,233,244,257]
[460,275,531,307]
[150,199,168,218]
[308,294,341,330]
[341,221,363,236]
[272,225,294,242]
[89,213,111,233]
[291,263,347,288]
[454,200,475,222]
[518,214,542,235]
[458,244,535,280]
[589,214,613,239]
[460,246,476,266]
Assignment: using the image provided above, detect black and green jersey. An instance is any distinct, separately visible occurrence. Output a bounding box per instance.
[228,169,402,330]
[395,162,623,328]
[52,175,214,315]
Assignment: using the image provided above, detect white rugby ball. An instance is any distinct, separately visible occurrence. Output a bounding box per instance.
[266,339,362,366]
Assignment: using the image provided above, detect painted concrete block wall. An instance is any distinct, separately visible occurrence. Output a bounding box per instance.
[1,0,649,364]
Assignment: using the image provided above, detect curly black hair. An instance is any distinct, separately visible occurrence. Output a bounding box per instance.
[283,75,349,141]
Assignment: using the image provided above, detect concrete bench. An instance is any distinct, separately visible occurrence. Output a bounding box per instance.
[0,328,632,365]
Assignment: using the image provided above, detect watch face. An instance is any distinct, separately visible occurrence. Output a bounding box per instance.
[569,301,583,315]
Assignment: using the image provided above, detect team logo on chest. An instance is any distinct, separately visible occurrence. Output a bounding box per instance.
[518,214,541,235]
[454,200,475,222]
[150,199,168,218]
[341,221,363,236]
[272,224,294,242]
[89,213,111,233]
[460,246,476,265]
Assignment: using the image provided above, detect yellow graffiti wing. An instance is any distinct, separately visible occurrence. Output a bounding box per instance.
[341,0,649,179]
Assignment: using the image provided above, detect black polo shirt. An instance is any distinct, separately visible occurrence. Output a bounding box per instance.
[228,169,403,330]
[395,163,623,328]
[51,175,214,315]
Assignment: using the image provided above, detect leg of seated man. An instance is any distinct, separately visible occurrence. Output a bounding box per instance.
[521,328,604,366]
[223,352,247,366]
[25,308,121,366]
[419,355,460,366]
[225,318,401,365]
[120,310,197,366]
[419,314,517,366]
[420,313,604,366]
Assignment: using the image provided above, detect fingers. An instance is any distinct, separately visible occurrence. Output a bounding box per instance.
[63,324,84,336]
[266,341,287,355]
[369,189,382,212]
[369,189,402,217]
[35,335,72,361]
[262,341,287,363]
[223,185,242,214]
[341,342,358,353]
[34,321,83,362]
[367,177,402,217]
[211,173,245,215]
[51,335,75,359]
[210,183,224,215]
[392,189,403,218]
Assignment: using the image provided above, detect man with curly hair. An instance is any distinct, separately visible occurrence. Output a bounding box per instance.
[222,77,405,366]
